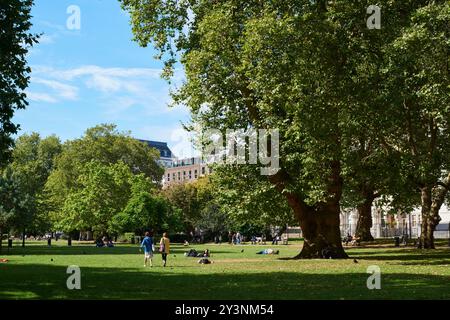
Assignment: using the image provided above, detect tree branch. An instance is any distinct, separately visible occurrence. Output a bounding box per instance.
[404,99,418,157]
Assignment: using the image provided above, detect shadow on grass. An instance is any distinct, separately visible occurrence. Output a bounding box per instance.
[395,260,450,266]
[276,247,450,265]
[0,245,237,256]
[347,248,450,265]
[0,263,449,300]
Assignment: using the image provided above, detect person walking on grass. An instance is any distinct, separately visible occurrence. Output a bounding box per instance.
[159,232,170,267]
[140,231,154,267]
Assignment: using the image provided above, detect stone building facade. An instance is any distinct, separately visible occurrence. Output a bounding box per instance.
[340,205,450,239]
[163,157,212,187]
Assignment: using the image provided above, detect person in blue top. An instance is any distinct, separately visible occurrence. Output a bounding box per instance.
[140,231,154,267]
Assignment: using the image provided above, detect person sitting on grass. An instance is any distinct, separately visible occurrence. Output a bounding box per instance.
[256,248,279,255]
[351,235,361,246]
[95,237,105,247]
[343,233,352,245]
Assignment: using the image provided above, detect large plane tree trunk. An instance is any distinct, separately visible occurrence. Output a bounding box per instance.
[421,216,438,249]
[271,163,348,259]
[420,183,447,249]
[355,189,376,241]
[296,204,348,259]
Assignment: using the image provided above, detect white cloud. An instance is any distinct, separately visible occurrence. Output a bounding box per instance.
[38,20,81,37]
[86,74,122,92]
[33,65,162,81]
[39,20,66,32]
[38,34,55,45]
[26,63,193,151]
[32,65,163,97]
[26,91,58,103]
[29,64,187,117]
[32,78,78,100]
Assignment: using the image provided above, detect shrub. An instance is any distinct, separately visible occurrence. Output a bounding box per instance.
[116,232,135,243]
[169,233,189,244]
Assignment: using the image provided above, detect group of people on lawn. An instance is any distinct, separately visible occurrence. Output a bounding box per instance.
[140,232,215,267]
[343,234,361,246]
[140,232,171,267]
[139,229,286,268]
[96,236,115,248]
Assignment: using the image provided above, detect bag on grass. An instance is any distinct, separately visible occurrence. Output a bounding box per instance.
[198,258,211,264]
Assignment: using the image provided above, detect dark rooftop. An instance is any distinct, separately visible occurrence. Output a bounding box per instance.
[139,139,174,159]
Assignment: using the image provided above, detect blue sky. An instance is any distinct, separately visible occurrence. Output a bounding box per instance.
[14,0,197,158]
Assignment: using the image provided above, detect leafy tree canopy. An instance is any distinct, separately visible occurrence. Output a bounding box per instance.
[0,0,39,165]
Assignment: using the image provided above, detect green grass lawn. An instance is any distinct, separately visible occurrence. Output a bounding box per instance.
[0,240,449,300]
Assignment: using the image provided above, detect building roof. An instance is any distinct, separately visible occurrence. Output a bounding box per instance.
[139,140,174,159]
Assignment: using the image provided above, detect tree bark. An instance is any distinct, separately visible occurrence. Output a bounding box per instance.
[270,165,348,259]
[295,204,348,259]
[0,227,2,254]
[22,229,25,248]
[422,217,435,249]
[300,160,348,259]
[420,179,448,249]
[355,190,376,241]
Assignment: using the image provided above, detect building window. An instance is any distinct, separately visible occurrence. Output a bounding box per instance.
[178,172,181,180]
[194,170,198,179]
[189,170,192,179]
[209,167,213,174]
[167,173,170,182]
[202,167,205,175]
